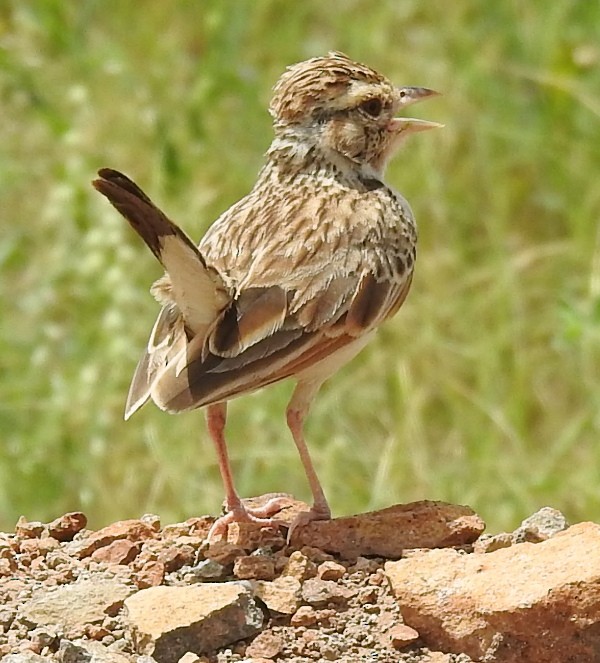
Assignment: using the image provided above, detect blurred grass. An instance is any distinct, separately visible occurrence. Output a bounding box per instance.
[1,0,599,533]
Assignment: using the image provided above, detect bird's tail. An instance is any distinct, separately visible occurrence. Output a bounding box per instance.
[93,168,230,334]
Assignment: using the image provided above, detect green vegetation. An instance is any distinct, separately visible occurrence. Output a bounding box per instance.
[1,1,599,532]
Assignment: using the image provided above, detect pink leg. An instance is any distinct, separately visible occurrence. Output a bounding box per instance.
[205,403,288,540]
[286,380,332,535]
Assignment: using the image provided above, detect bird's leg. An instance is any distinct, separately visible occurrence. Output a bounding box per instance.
[286,379,332,536]
[205,402,288,541]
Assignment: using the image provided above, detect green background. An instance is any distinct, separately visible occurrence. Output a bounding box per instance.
[1,1,599,533]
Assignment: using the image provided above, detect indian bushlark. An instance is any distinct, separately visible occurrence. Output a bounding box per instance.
[93,52,440,538]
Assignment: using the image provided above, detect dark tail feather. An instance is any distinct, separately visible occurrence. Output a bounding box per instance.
[92,168,201,265]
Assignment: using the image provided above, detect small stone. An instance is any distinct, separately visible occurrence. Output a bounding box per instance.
[387,623,420,649]
[282,550,316,581]
[0,556,18,576]
[15,517,44,539]
[47,513,87,542]
[91,539,141,565]
[290,605,318,627]
[233,555,276,580]
[0,606,17,630]
[514,507,569,543]
[140,514,161,531]
[245,631,283,659]
[204,541,246,566]
[316,560,346,581]
[177,654,204,663]
[74,519,157,558]
[253,575,302,614]
[473,532,514,554]
[301,578,353,607]
[157,544,196,572]
[136,561,166,589]
[29,627,57,651]
[84,624,111,640]
[186,559,226,581]
[162,523,192,538]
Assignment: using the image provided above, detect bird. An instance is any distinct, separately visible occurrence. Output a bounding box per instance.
[93,51,441,540]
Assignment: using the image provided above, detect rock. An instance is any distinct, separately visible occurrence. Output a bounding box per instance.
[514,506,569,543]
[47,513,88,542]
[385,522,600,662]
[387,623,420,649]
[177,654,206,663]
[289,501,485,557]
[472,531,514,554]
[252,576,302,614]
[281,550,316,581]
[157,543,196,571]
[15,517,44,539]
[19,537,60,557]
[301,578,354,607]
[136,560,166,589]
[204,541,246,566]
[316,560,346,581]
[124,584,263,661]
[74,519,157,558]
[184,559,227,581]
[57,638,131,662]
[245,631,283,659]
[233,555,276,580]
[290,605,318,627]
[18,577,134,633]
[3,654,48,663]
[140,513,161,530]
[91,539,140,565]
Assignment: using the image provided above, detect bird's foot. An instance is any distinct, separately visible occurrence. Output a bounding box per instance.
[206,495,293,542]
[286,503,331,543]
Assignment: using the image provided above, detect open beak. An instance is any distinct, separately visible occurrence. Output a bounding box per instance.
[389,87,443,136]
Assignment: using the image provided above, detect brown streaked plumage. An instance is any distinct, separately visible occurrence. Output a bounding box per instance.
[93,51,441,539]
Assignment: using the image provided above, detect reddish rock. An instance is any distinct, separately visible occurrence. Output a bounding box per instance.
[233,555,276,581]
[90,539,140,565]
[385,522,600,662]
[75,519,157,558]
[15,517,44,539]
[281,550,316,581]
[316,560,346,581]
[157,543,195,572]
[204,541,246,566]
[252,576,302,615]
[245,631,283,659]
[136,560,166,589]
[290,605,318,627]
[387,623,420,649]
[46,512,87,542]
[18,537,59,557]
[290,501,485,557]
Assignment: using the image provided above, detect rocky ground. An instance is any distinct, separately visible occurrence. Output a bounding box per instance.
[2,497,600,663]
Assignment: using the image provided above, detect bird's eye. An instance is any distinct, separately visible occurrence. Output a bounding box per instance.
[359,98,383,118]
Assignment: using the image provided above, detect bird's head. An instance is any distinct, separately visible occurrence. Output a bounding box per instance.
[269,51,442,174]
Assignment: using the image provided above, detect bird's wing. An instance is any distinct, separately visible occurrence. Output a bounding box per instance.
[149,186,415,412]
